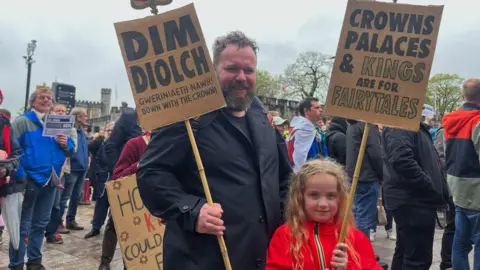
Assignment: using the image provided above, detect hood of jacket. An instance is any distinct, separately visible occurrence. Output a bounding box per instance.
[443,103,480,138]
[326,120,347,138]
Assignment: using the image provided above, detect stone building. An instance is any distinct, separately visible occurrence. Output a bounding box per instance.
[257,96,299,120]
[76,88,112,119]
[86,102,133,131]
[84,95,300,131]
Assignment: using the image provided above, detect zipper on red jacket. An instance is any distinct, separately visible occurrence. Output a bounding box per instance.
[314,223,328,270]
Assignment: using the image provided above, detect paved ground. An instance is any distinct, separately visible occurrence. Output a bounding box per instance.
[0,203,455,269]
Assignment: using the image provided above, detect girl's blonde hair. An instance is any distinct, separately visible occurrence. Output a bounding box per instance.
[285,159,359,270]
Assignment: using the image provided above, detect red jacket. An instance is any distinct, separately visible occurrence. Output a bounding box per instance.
[112,135,148,180]
[266,221,382,270]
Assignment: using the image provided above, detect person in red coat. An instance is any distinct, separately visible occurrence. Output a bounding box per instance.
[98,131,150,270]
[266,159,383,270]
[111,131,150,180]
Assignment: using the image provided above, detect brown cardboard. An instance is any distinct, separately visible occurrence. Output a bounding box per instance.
[106,175,165,270]
[115,3,225,130]
[324,0,443,131]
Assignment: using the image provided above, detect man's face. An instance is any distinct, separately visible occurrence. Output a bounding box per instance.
[77,112,88,126]
[53,106,66,115]
[276,125,285,134]
[106,124,113,137]
[215,44,256,112]
[32,91,54,113]
[424,115,433,125]
[306,101,322,122]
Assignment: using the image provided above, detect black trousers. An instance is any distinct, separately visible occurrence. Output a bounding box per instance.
[391,206,436,270]
[100,214,126,270]
[440,198,456,270]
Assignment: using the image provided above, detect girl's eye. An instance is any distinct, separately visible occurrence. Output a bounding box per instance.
[309,193,320,199]
[327,193,337,199]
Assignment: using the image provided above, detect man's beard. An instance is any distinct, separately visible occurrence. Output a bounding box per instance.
[222,80,255,112]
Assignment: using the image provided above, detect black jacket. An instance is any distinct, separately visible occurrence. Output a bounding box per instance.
[95,141,109,180]
[326,119,347,166]
[345,121,383,183]
[382,122,448,210]
[105,110,142,174]
[87,136,104,182]
[0,114,22,196]
[137,99,292,270]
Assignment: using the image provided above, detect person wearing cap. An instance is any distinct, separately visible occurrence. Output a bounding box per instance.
[273,116,288,140]
[382,102,449,269]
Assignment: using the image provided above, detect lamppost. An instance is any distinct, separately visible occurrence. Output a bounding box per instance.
[23,40,37,112]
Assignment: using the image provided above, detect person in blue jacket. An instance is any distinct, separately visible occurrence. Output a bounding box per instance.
[8,87,75,270]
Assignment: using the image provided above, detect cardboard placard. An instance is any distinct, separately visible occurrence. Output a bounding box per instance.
[324,0,443,131]
[114,3,226,131]
[106,175,165,270]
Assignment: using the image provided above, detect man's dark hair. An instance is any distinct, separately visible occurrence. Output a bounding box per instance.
[0,109,11,119]
[297,97,319,117]
[212,31,259,65]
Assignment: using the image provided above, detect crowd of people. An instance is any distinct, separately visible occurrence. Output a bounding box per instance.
[0,30,479,270]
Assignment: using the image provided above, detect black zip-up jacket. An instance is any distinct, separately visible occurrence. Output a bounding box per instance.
[325,118,347,166]
[104,109,142,174]
[345,121,383,183]
[382,122,448,210]
[137,97,291,270]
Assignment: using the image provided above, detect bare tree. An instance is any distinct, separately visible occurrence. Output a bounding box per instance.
[280,51,333,102]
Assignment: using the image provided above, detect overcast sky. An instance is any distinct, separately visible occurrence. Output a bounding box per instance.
[0,0,477,114]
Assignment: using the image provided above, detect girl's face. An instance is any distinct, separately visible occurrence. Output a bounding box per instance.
[304,173,339,223]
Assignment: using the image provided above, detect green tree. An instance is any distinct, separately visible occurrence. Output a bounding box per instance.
[426,73,464,118]
[280,52,333,101]
[256,69,281,98]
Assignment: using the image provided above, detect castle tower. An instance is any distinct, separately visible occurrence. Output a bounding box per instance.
[100,88,112,116]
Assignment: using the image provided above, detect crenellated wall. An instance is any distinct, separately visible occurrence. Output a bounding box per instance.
[257,96,299,120]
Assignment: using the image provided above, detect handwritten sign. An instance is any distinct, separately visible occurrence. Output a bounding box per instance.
[324,0,443,131]
[114,3,226,130]
[106,175,165,270]
[42,115,75,137]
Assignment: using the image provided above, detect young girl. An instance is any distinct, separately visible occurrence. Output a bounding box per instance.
[266,160,383,270]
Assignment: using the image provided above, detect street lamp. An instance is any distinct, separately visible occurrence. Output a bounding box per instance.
[23,39,37,112]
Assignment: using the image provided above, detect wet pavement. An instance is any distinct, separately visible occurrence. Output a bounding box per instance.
[0,203,462,269]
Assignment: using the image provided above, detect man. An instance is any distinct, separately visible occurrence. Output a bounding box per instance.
[9,88,75,270]
[288,97,324,172]
[325,117,348,166]
[345,120,383,239]
[53,107,89,233]
[443,78,480,269]
[383,112,448,269]
[98,112,141,270]
[273,116,287,134]
[85,121,114,239]
[137,31,291,270]
[45,104,78,244]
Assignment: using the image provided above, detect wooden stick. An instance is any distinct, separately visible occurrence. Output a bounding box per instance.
[338,123,371,243]
[184,119,233,270]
